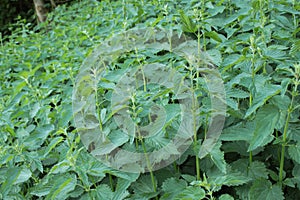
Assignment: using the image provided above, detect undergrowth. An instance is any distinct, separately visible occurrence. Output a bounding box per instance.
[0,0,300,199]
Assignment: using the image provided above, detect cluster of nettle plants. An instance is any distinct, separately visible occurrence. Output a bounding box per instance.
[0,0,300,199]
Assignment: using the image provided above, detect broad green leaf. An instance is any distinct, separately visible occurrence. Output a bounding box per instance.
[222,54,244,71]
[43,136,64,158]
[24,124,55,150]
[131,175,158,199]
[30,185,52,197]
[226,87,249,99]
[249,179,284,200]
[205,31,224,42]
[208,141,226,173]
[0,167,32,196]
[248,161,268,179]
[179,11,197,33]
[269,95,290,129]
[161,177,187,199]
[50,160,71,174]
[292,164,300,190]
[263,48,287,60]
[207,49,222,66]
[58,104,73,127]
[90,184,114,200]
[245,84,281,118]
[290,40,300,55]
[219,194,234,200]
[210,172,251,187]
[248,105,280,151]
[174,186,206,200]
[288,143,300,164]
[221,122,254,142]
[45,174,77,200]
[112,178,132,200]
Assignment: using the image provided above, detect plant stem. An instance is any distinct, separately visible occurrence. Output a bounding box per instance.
[248,35,257,164]
[279,83,297,183]
[109,174,114,191]
[278,112,290,183]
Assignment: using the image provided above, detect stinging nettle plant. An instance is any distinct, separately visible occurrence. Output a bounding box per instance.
[0,0,300,199]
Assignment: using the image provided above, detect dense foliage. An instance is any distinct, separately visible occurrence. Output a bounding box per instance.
[1,0,300,199]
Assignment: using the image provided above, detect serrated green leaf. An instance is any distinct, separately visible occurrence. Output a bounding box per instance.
[292,164,300,190]
[112,178,132,200]
[208,142,226,173]
[219,194,234,200]
[248,105,280,151]
[222,54,244,71]
[45,174,77,200]
[0,167,32,196]
[245,84,281,118]
[290,40,300,55]
[131,175,158,199]
[226,87,249,99]
[211,172,251,187]
[207,49,222,66]
[179,11,197,33]
[249,179,284,200]
[24,124,55,150]
[174,186,206,200]
[205,31,223,42]
[248,161,268,179]
[43,136,64,158]
[161,177,187,199]
[91,184,114,200]
[288,143,300,164]
[221,122,254,142]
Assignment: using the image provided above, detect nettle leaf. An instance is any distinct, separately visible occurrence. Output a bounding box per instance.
[218,194,234,200]
[0,167,32,196]
[113,177,134,200]
[91,184,114,199]
[248,161,269,179]
[269,95,290,129]
[161,177,187,199]
[23,124,55,150]
[249,179,284,200]
[206,49,222,66]
[42,136,64,158]
[210,172,251,188]
[245,84,281,118]
[263,48,287,60]
[290,40,300,55]
[292,164,300,190]
[222,54,244,71]
[208,141,226,173]
[174,186,206,200]
[225,97,239,110]
[179,11,197,33]
[248,105,280,151]
[45,174,77,200]
[221,122,254,142]
[131,175,158,199]
[230,159,268,180]
[225,87,249,99]
[288,143,300,164]
[205,31,224,42]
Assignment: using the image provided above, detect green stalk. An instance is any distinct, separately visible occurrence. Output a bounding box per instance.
[278,109,291,184]
[190,69,200,180]
[279,80,298,183]
[192,92,200,181]
[131,66,158,199]
[248,35,257,164]
[109,175,115,191]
